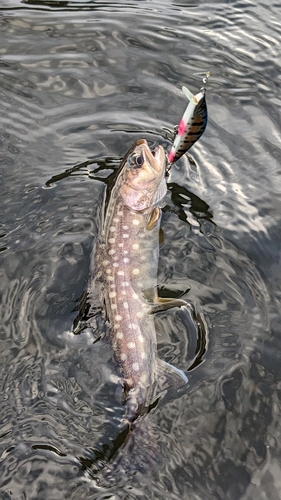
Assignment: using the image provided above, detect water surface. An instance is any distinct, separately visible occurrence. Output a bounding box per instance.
[1,0,281,498]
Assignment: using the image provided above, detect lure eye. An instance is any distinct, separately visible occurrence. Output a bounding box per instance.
[128,153,143,168]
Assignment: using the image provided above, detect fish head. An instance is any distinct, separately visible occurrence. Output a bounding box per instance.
[119,139,167,211]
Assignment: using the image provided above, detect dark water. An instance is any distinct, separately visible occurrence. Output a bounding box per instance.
[1,0,281,498]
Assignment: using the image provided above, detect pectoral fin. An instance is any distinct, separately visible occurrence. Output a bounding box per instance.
[148,297,187,314]
[146,207,161,231]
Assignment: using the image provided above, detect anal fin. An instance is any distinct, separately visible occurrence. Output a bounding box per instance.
[156,358,188,392]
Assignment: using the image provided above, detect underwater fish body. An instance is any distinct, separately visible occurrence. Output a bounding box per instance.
[94,139,188,422]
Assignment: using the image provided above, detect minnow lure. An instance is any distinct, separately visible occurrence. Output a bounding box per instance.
[168,73,209,164]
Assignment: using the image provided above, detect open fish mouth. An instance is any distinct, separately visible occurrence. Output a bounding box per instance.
[132,139,166,174]
[142,142,166,174]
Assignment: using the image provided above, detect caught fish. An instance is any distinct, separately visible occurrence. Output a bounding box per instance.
[168,73,209,164]
[93,139,189,426]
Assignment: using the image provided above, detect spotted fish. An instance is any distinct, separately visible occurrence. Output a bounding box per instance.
[93,139,188,425]
[168,79,208,164]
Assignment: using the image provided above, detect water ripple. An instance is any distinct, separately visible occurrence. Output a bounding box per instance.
[1,0,280,497]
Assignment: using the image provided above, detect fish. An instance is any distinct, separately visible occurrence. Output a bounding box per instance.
[91,138,189,427]
[168,78,208,164]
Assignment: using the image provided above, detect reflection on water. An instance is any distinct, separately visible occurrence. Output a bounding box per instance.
[1,0,281,498]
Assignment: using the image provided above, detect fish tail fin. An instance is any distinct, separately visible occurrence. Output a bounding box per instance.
[86,414,161,487]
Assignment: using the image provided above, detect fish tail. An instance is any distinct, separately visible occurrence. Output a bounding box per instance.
[94,416,161,486]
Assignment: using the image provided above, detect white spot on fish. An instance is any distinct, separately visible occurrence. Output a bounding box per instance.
[128,342,136,349]
[123,234,129,238]
[133,293,138,300]
[132,268,140,275]
[116,331,123,339]
[106,268,111,274]
[118,243,123,248]
[113,217,119,223]
[108,249,115,255]
[108,238,115,244]
[123,302,129,309]
[132,362,139,371]
[117,210,123,216]
[113,262,119,267]
[133,219,140,226]
[120,353,127,361]
[117,270,124,276]
[115,314,123,321]
[103,260,110,266]
[123,258,129,264]
[109,226,116,232]
[122,281,129,287]
[122,290,126,295]
[132,243,139,250]
[109,291,116,298]
[123,225,129,230]
[111,303,117,310]
[140,374,148,383]
[137,311,144,318]
[141,352,146,359]
[108,275,114,281]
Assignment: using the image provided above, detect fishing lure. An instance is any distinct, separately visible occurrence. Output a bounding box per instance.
[168,73,209,164]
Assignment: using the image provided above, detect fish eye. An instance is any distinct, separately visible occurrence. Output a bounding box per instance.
[136,154,143,165]
[128,153,143,168]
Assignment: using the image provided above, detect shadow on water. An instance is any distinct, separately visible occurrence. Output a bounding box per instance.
[19,0,146,11]
[45,157,121,188]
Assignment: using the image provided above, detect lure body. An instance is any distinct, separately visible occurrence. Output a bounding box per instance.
[168,84,208,163]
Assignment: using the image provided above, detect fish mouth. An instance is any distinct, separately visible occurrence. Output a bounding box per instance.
[152,145,166,172]
[139,140,166,174]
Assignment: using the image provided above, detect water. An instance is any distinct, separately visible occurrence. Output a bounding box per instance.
[1,0,281,498]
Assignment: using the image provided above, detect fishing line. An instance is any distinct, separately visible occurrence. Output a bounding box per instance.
[165,0,231,175]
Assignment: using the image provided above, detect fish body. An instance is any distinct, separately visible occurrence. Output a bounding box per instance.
[94,139,188,422]
[168,85,208,163]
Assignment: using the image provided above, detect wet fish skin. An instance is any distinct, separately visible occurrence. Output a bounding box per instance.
[95,139,188,420]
